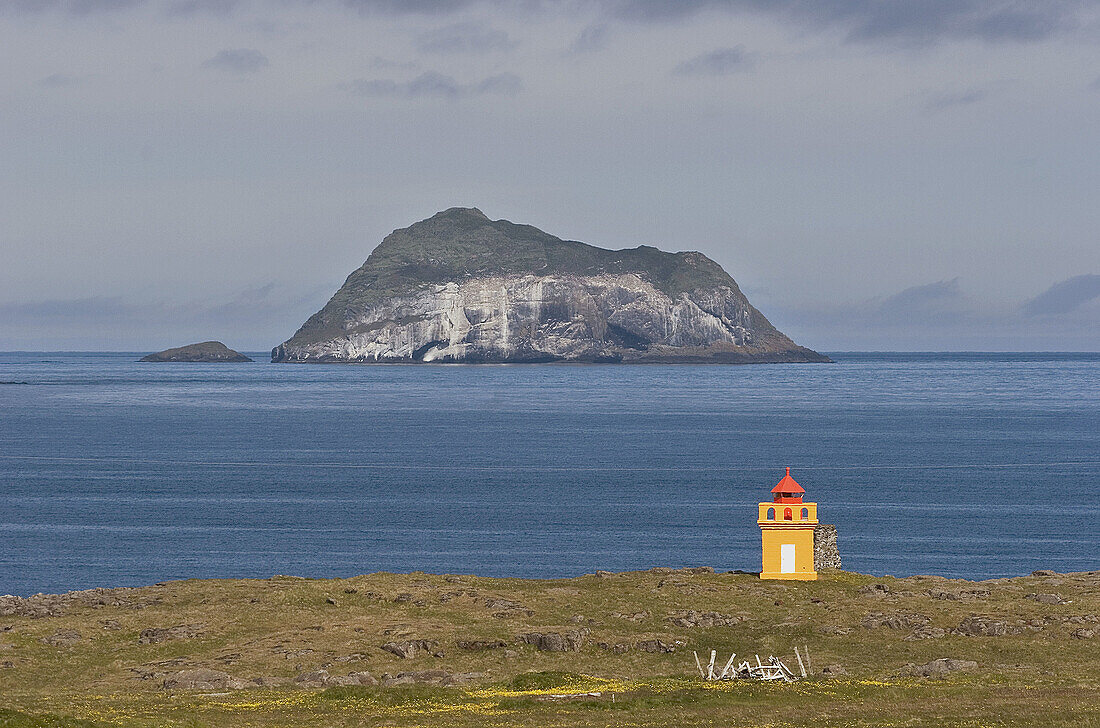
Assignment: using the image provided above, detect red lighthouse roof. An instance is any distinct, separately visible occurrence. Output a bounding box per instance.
[771,467,805,503]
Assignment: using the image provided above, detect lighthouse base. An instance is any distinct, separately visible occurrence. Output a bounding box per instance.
[759,522,818,580]
[759,571,818,581]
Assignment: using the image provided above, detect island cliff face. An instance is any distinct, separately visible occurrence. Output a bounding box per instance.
[273,208,827,364]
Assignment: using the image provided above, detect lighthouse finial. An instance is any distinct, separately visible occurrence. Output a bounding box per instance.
[786,466,791,476]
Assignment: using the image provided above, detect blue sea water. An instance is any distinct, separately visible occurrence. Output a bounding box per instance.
[0,352,1097,596]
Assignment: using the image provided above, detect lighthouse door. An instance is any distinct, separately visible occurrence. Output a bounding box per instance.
[780,544,796,573]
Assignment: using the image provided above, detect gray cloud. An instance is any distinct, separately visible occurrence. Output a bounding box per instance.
[606,1,1093,45]
[202,48,269,72]
[7,0,1095,49]
[415,20,515,53]
[337,0,478,15]
[570,23,610,53]
[673,46,751,76]
[1091,75,1100,91]
[0,285,333,351]
[761,278,980,331]
[761,277,1099,351]
[165,0,239,15]
[1023,275,1100,316]
[1,0,145,13]
[368,55,420,71]
[924,87,988,111]
[344,70,521,98]
[875,279,972,321]
[0,0,481,14]
[35,73,87,88]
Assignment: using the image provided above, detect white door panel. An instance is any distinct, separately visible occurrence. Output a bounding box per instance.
[781,544,796,573]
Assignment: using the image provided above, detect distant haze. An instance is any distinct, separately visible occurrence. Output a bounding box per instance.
[1,1,1098,352]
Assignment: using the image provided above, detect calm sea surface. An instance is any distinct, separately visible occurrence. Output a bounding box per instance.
[0,352,1097,595]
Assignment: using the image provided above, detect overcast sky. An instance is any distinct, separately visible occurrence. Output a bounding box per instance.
[2,0,1099,352]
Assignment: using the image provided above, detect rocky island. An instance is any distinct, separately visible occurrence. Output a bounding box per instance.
[273,208,827,364]
[140,341,253,363]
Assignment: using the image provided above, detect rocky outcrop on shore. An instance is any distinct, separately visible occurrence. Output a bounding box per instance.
[141,341,252,362]
[272,208,828,364]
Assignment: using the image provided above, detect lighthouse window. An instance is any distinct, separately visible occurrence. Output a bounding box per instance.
[766,508,775,520]
[783,508,793,520]
[801,507,809,520]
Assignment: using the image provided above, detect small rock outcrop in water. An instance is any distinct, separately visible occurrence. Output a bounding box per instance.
[272,207,828,364]
[140,342,252,363]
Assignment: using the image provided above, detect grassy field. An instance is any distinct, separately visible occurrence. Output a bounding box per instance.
[2,568,1098,727]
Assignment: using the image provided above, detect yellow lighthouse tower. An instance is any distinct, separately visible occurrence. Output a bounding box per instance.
[758,467,818,580]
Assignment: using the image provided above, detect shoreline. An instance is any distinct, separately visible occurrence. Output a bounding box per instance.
[4,565,1098,601]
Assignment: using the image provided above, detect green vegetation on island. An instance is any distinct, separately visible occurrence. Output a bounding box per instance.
[139,342,252,363]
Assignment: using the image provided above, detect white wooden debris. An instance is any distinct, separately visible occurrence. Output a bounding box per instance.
[692,648,805,682]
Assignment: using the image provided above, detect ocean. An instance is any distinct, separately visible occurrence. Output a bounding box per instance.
[1,352,1097,596]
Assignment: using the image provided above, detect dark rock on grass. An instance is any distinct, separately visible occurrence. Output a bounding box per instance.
[456,639,507,651]
[905,626,947,641]
[1057,615,1098,624]
[858,585,893,598]
[907,659,979,677]
[818,625,852,636]
[1027,593,1067,605]
[163,668,247,690]
[130,656,191,681]
[636,639,676,653]
[821,664,847,675]
[926,588,991,601]
[1070,628,1096,639]
[333,653,369,663]
[1032,570,1059,577]
[138,624,205,644]
[486,597,535,618]
[140,341,252,363]
[955,616,1023,637]
[381,640,443,659]
[41,629,82,647]
[295,669,378,687]
[598,642,631,653]
[518,630,588,652]
[380,670,484,687]
[611,611,649,623]
[1,588,133,619]
[666,610,744,628]
[861,611,930,630]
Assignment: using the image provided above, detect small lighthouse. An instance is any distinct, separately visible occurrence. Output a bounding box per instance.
[758,467,818,580]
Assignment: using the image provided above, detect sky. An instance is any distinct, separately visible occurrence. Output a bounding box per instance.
[1,0,1099,352]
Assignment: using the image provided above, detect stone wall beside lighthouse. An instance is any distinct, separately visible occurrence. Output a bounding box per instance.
[813,524,842,570]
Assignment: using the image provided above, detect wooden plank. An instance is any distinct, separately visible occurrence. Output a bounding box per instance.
[717,653,737,680]
[794,647,807,678]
